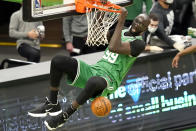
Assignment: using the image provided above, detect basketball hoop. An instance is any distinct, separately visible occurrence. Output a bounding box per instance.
[75,0,121,46]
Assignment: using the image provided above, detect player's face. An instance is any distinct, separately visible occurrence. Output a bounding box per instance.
[130,15,149,35]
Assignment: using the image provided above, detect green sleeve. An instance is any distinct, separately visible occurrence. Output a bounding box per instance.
[126,0,153,20]
[126,0,143,20]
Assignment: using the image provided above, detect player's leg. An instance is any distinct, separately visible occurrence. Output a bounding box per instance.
[44,76,107,130]
[28,55,78,117]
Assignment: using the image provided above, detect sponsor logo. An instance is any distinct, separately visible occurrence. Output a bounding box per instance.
[35,0,41,8]
[45,108,53,112]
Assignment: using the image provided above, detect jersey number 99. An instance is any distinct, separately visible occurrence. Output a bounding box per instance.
[103,50,119,63]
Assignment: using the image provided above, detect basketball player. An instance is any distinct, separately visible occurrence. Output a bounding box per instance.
[172,45,196,68]
[28,7,150,130]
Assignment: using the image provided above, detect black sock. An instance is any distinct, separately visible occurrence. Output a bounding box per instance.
[64,105,77,119]
[49,90,58,104]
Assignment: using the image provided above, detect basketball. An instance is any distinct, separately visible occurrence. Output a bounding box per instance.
[91,96,112,117]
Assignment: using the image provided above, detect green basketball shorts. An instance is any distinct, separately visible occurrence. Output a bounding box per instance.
[67,59,117,97]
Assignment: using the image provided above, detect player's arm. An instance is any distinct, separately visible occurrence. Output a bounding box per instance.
[108,7,131,55]
[172,45,196,68]
[108,8,145,56]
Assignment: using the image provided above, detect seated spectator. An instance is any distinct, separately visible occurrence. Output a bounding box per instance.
[143,13,185,52]
[63,14,97,56]
[9,5,44,63]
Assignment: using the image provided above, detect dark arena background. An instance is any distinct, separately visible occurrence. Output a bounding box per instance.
[1,49,196,131]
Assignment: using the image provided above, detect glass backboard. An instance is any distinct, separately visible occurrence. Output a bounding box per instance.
[23,0,133,21]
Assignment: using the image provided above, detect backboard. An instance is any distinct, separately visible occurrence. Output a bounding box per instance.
[23,0,133,22]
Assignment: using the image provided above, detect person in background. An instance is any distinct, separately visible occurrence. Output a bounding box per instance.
[172,0,194,35]
[9,5,44,63]
[143,13,186,52]
[125,0,153,27]
[172,45,196,68]
[149,0,185,51]
[144,13,164,52]
[192,0,196,27]
[63,14,97,56]
[151,0,174,36]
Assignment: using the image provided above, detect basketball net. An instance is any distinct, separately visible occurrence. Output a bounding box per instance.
[75,0,121,46]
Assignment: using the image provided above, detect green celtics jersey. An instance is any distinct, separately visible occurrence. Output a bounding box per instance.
[92,29,142,89]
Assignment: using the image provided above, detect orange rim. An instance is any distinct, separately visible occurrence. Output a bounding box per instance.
[75,0,121,13]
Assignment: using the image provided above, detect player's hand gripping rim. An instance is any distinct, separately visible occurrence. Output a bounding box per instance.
[119,7,128,20]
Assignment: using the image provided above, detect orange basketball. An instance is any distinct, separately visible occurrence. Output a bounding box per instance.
[91,96,112,117]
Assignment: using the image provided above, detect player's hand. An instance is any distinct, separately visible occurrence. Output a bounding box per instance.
[172,54,180,68]
[119,7,128,20]
[28,29,39,39]
[66,42,74,52]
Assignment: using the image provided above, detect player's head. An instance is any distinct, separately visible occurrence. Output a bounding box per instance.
[129,13,150,36]
[148,13,159,33]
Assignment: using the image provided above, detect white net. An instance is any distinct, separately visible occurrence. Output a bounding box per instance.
[86,7,120,46]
